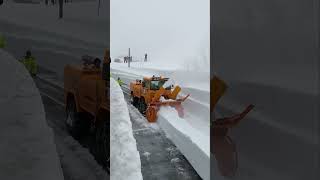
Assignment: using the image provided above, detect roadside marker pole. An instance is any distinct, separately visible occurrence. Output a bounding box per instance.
[128,48,131,68]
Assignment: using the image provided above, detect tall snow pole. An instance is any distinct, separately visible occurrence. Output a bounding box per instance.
[59,0,63,19]
[128,48,131,68]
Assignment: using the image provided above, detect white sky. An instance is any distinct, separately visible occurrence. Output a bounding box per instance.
[110,0,209,70]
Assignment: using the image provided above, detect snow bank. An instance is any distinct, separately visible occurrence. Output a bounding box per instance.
[158,106,210,180]
[0,49,64,180]
[110,78,143,180]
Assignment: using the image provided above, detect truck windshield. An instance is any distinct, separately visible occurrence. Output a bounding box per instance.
[150,80,166,90]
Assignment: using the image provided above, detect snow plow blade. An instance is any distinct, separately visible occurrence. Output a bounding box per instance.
[213,104,254,136]
[146,94,190,122]
[212,76,228,111]
[168,85,181,100]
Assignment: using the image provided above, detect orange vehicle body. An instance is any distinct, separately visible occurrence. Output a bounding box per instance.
[212,76,228,111]
[64,49,109,168]
[64,65,107,118]
[211,75,254,177]
[130,76,189,122]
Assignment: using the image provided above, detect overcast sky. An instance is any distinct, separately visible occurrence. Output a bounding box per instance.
[110,0,209,70]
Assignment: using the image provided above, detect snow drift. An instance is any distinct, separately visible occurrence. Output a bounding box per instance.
[158,107,210,180]
[110,78,143,180]
[0,49,64,180]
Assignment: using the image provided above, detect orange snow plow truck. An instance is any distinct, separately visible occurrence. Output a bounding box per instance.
[64,49,109,168]
[130,76,189,122]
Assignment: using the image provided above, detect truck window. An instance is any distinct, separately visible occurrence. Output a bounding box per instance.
[158,80,166,87]
[150,80,160,90]
[144,81,150,89]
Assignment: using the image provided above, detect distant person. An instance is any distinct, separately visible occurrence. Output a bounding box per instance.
[20,50,38,77]
[117,77,124,86]
[0,34,6,48]
[144,53,147,62]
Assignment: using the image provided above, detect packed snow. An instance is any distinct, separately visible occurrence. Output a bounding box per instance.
[0,49,64,180]
[110,78,143,180]
[158,106,210,180]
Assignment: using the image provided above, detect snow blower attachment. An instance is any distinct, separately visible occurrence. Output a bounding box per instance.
[212,76,254,177]
[212,76,254,130]
[130,76,189,122]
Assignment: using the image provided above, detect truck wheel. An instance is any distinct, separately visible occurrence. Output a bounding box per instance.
[66,99,84,139]
[138,98,147,114]
[132,97,139,108]
[95,120,110,169]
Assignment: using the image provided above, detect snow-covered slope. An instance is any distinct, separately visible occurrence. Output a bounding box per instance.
[111,63,210,180]
[110,78,143,180]
[0,49,64,180]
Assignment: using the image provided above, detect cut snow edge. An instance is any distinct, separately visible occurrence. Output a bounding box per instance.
[110,78,143,180]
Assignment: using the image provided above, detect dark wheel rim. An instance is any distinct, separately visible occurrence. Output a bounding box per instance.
[133,97,138,107]
[138,99,146,113]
